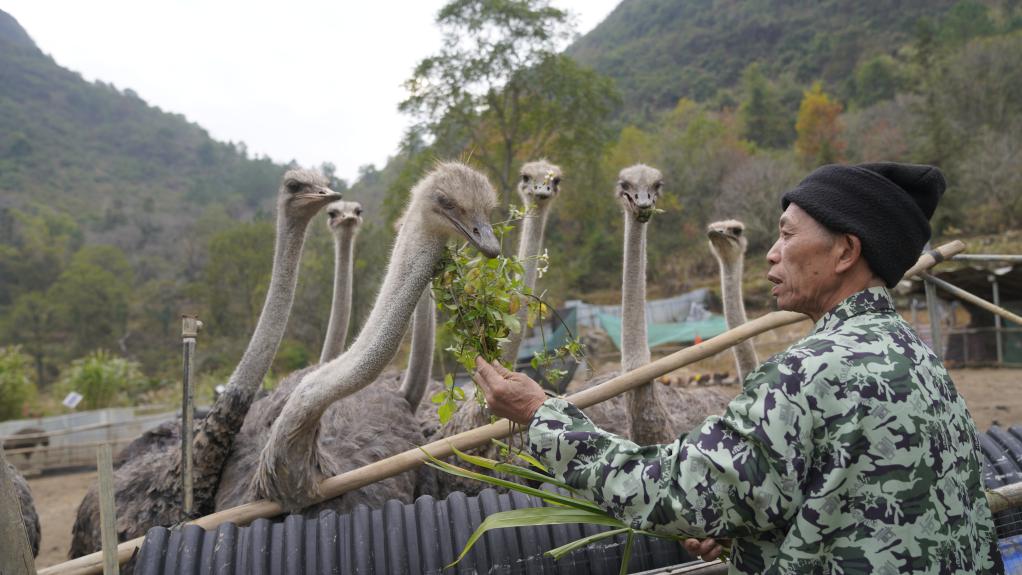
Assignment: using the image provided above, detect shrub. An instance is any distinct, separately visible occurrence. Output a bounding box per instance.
[0,346,37,421]
[55,349,146,410]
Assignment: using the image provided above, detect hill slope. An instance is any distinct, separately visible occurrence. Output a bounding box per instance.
[0,9,287,266]
[568,0,960,114]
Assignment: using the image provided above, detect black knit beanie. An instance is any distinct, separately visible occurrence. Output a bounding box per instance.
[781,162,946,287]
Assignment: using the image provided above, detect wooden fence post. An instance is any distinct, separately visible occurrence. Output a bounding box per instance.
[0,448,36,575]
[97,445,118,575]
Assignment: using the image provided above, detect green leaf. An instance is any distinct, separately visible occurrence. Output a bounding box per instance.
[448,508,628,568]
[545,527,632,560]
[420,450,603,514]
[449,445,574,492]
[619,531,635,575]
[491,439,549,472]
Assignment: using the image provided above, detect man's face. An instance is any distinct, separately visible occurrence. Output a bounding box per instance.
[766,203,843,319]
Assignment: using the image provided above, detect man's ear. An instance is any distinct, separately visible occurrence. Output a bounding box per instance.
[834,233,862,274]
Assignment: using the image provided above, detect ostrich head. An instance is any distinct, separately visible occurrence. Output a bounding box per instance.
[517,160,562,206]
[405,161,500,257]
[707,219,748,263]
[279,169,342,218]
[616,164,663,223]
[326,200,363,232]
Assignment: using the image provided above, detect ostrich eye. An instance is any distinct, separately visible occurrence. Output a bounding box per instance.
[354,207,362,216]
[551,177,561,187]
[286,181,303,193]
[732,227,742,236]
[619,181,630,192]
[521,174,531,183]
[653,181,663,192]
[437,195,456,210]
[328,211,338,218]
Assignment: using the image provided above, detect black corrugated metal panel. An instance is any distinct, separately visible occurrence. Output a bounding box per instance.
[135,488,692,575]
[980,425,1022,539]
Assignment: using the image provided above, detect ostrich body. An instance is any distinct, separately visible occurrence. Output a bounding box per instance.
[707,219,758,381]
[5,461,40,557]
[501,160,563,365]
[252,162,499,512]
[69,171,340,558]
[320,201,363,363]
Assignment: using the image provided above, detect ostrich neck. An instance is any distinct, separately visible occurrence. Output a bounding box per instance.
[622,215,668,446]
[621,216,650,371]
[274,224,445,441]
[501,203,551,365]
[320,229,357,363]
[191,210,309,507]
[399,288,436,411]
[718,252,758,380]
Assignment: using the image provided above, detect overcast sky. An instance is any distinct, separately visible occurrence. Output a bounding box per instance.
[3,1,620,183]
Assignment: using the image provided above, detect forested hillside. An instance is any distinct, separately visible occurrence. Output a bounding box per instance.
[569,0,969,117]
[1,1,1020,420]
[0,9,389,411]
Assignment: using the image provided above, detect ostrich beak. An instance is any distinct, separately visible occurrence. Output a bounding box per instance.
[707,228,724,239]
[446,212,501,258]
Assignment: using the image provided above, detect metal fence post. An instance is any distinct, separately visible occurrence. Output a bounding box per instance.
[181,315,202,517]
[924,277,943,362]
[990,274,1003,366]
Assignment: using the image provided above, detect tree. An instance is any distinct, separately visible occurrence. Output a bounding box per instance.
[5,293,57,386]
[794,82,845,167]
[48,245,133,357]
[199,221,275,339]
[852,55,902,108]
[400,0,618,208]
[737,63,790,148]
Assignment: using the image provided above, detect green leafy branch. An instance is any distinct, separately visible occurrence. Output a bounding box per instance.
[422,444,713,574]
[429,206,584,425]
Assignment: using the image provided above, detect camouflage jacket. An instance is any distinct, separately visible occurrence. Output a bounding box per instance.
[528,287,1001,574]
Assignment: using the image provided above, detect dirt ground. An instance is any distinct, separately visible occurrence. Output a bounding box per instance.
[24,366,1021,569]
[28,468,96,568]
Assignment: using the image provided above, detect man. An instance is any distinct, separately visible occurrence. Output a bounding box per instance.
[474,163,1001,574]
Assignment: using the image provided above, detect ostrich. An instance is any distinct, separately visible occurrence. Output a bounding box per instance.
[212,162,499,513]
[69,170,341,558]
[501,160,563,365]
[707,219,758,381]
[4,460,40,557]
[417,161,563,498]
[320,200,363,363]
[584,166,732,443]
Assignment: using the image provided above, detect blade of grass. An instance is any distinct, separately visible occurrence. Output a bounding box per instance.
[449,508,628,567]
[545,527,631,560]
[448,444,576,492]
[421,458,603,514]
[619,531,635,575]
[491,438,549,472]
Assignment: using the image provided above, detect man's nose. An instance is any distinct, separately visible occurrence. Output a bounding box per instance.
[766,238,781,264]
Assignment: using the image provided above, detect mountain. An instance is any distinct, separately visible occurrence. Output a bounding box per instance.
[0,9,289,269]
[567,0,962,115]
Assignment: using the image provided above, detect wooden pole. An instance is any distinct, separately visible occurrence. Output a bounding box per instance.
[920,272,1022,327]
[35,241,967,575]
[180,315,201,518]
[96,445,118,575]
[0,449,36,575]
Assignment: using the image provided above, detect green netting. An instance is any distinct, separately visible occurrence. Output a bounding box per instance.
[597,312,729,350]
[518,306,578,360]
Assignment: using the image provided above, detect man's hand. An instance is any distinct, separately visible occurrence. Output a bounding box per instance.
[683,538,726,561]
[472,356,548,425]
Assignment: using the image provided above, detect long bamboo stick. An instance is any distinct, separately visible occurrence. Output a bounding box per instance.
[38,241,968,575]
[921,272,1022,326]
